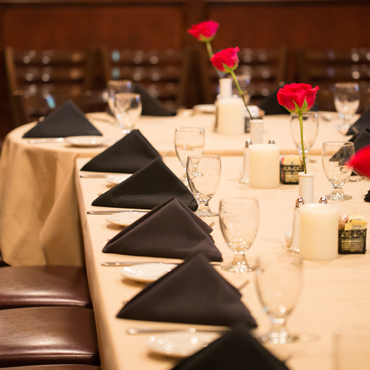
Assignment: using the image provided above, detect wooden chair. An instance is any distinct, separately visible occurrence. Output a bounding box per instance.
[296,47,370,112]
[4,47,98,127]
[199,46,289,106]
[100,47,193,111]
[12,89,109,126]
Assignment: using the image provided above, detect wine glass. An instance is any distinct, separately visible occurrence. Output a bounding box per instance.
[186,155,221,217]
[322,141,355,201]
[333,323,370,370]
[220,197,259,273]
[114,93,142,134]
[290,112,319,164]
[334,82,360,132]
[107,80,134,115]
[255,254,303,344]
[174,127,205,185]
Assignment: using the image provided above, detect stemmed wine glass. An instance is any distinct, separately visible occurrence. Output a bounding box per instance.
[114,93,142,134]
[107,80,134,116]
[220,197,259,273]
[174,127,205,185]
[334,82,360,132]
[290,112,319,164]
[322,141,355,201]
[186,155,221,217]
[255,254,303,344]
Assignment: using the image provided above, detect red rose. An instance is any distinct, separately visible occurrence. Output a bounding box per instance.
[347,145,370,178]
[187,20,219,42]
[210,47,240,73]
[277,83,319,113]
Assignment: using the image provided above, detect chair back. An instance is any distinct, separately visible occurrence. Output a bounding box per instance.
[296,47,370,112]
[100,47,193,111]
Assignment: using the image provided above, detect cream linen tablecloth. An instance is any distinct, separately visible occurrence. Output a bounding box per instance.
[0,111,352,266]
[76,155,370,370]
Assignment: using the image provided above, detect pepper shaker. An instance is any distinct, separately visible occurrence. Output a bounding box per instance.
[240,140,252,184]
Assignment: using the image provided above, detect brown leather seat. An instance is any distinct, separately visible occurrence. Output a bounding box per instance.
[0,366,100,370]
[0,266,91,309]
[0,307,99,367]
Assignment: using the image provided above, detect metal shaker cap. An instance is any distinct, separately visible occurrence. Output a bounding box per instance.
[295,197,305,208]
[245,140,252,148]
[268,139,275,144]
[319,196,328,204]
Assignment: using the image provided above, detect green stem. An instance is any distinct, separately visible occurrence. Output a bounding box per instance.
[299,113,307,174]
[230,69,253,120]
[205,41,214,59]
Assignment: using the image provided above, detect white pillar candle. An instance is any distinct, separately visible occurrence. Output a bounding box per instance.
[250,119,264,144]
[299,204,338,261]
[299,172,315,204]
[217,98,245,135]
[249,144,280,188]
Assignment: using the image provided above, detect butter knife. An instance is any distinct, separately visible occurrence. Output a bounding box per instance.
[101,261,180,266]
[87,210,147,215]
[126,327,229,335]
[80,174,107,178]
[28,138,65,144]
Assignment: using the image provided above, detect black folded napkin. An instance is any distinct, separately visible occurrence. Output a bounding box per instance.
[365,190,370,202]
[349,128,370,152]
[134,83,176,117]
[92,158,198,210]
[347,107,370,135]
[117,253,257,328]
[23,100,102,138]
[80,129,160,173]
[103,197,222,261]
[172,324,289,370]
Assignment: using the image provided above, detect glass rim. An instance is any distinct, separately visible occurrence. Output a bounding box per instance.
[219,196,258,204]
[187,154,220,159]
[291,112,318,117]
[322,140,354,147]
[175,127,205,132]
[114,93,141,99]
[334,82,359,88]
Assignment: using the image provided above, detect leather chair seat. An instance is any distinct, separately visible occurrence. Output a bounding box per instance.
[0,266,91,309]
[0,366,100,370]
[0,307,99,367]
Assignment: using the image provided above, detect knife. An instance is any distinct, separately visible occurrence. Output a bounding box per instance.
[87,210,147,215]
[126,327,229,334]
[80,174,107,178]
[101,261,180,266]
[28,138,65,144]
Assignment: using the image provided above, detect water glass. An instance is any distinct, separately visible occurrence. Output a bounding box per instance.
[220,197,259,273]
[255,254,303,344]
[333,323,370,370]
[334,82,360,132]
[174,127,205,184]
[186,155,221,217]
[107,80,134,114]
[114,93,142,134]
[322,141,355,201]
[290,112,319,164]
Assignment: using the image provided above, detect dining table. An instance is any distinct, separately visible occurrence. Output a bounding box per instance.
[0,110,356,267]
[75,153,370,370]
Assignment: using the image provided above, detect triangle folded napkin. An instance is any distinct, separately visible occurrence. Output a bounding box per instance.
[117,253,256,327]
[91,158,198,210]
[349,128,370,152]
[103,197,222,261]
[81,129,160,173]
[23,100,102,138]
[171,324,289,370]
[347,107,370,135]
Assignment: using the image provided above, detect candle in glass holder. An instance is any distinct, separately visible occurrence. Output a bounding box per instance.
[249,144,280,188]
[299,204,338,260]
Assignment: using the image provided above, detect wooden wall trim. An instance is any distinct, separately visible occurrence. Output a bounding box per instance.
[0,0,366,3]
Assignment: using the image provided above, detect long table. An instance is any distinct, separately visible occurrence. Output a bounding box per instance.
[0,111,353,266]
[75,155,370,370]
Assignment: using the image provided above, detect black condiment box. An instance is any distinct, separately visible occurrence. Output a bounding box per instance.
[338,229,367,254]
[280,164,304,184]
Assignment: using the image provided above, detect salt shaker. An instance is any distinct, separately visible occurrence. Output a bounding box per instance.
[240,140,252,184]
[285,197,305,252]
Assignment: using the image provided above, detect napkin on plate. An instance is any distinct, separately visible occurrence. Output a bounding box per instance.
[103,197,222,261]
[171,324,289,370]
[92,158,198,210]
[349,128,370,152]
[23,100,102,138]
[347,106,370,135]
[134,83,176,117]
[117,253,256,328]
[80,129,160,173]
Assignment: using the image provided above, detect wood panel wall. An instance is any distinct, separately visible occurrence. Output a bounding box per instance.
[0,0,369,138]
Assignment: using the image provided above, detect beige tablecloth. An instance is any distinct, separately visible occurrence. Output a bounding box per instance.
[76,155,370,370]
[0,112,353,266]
